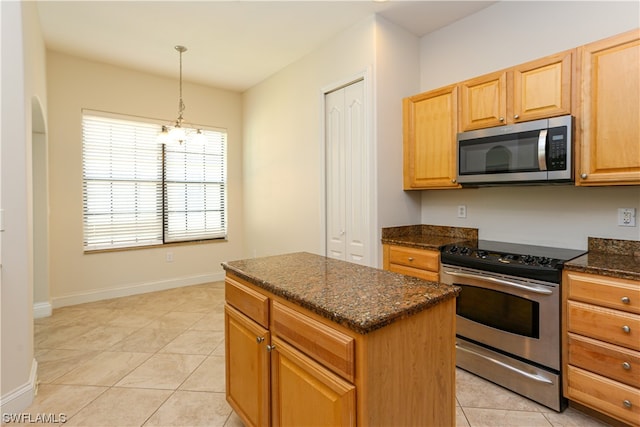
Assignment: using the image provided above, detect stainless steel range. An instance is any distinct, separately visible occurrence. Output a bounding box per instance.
[440,241,586,411]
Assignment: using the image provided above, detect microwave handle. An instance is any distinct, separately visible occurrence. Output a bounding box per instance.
[538,129,548,171]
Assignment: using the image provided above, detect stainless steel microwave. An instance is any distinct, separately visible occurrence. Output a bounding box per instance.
[457,115,573,185]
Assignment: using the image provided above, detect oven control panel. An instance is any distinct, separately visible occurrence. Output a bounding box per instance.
[440,244,566,283]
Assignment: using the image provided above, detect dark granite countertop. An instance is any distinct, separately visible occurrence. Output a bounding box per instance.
[222,252,460,335]
[564,237,640,281]
[381,224,478,250]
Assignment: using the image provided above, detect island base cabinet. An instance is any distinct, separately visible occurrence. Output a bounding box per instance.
[271,337,356,427]
[224,271,456,427]
[225,305,270,427]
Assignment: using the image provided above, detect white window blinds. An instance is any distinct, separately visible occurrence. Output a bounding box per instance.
[164,129,226,242]
[82,111,227,251]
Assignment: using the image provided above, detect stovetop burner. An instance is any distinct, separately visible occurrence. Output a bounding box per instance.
[440,240,587,283]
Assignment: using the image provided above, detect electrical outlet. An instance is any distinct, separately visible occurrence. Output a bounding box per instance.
[618,208,636,227]
[166,252,174,262]
[457,205,467,219]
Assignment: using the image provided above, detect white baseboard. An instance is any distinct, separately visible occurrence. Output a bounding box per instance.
[33,301,52,319]
[51,273,225,309]
[0,359,37,414]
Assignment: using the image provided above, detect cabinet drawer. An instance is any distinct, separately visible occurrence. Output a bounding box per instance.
[568,301,640,351]
[271,301,355,382]
[388,246,439,272]
[388,264,440,282]
[567,271,640,314]
[225,276,269,329]
[568,333,640,388]
[567,365,640,426]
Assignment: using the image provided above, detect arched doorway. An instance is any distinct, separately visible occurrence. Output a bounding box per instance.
[32,96,50,317]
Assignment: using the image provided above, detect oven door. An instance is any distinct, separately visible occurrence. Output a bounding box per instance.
[441,264,560,370]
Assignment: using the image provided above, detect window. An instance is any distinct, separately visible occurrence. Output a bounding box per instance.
[82,111,227,251]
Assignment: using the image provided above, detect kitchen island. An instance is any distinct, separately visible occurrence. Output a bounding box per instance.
[222,252,460,427]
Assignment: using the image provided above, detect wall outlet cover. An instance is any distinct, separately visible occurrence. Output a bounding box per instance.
[617,208,636,227]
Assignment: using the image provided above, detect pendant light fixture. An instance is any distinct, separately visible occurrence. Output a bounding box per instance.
[158,45,206,144]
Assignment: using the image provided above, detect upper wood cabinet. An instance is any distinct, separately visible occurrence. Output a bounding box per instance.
[459,70,507,131]
[577,29,640,186]
[403,85,460,190]
[460,50,573,131]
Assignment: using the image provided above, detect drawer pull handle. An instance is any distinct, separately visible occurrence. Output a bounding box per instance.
[623,400,632,409]
[622,362,631,370]
[408,257,414,262]
[621,296,630,304]
[256,336,265,344]
[622,325,631,333]
[267,344,276,352]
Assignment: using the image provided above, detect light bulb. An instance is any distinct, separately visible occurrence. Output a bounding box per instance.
[168,126,186,143]
[157,126,170,144]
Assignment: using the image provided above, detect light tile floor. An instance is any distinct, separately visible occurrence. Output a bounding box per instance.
[21,282,612,426]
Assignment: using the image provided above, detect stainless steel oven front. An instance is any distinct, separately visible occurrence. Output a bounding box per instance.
[441,264,565,411]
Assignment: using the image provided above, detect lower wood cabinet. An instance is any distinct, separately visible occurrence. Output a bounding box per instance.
[224,272,456,427]
[563,270,640,426]
[383,244,440,282]
[224,304,270,427]
[271,337,356,427]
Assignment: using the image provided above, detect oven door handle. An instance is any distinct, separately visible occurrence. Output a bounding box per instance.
[442,270,553,295]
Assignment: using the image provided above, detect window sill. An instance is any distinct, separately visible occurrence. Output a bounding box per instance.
[84,237,228,254]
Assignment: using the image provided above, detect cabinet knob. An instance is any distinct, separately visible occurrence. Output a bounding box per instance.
[580,173,588,179]
[623,400,632,409]
[266,344,276,352]
[408,257,414,262]
[622,361,631,370]
[452,179,457,184]
[622,325,631,333]
[514,114,520,119]
[499,117,505,122]
[256,336,265,344]
[622,296,631,304]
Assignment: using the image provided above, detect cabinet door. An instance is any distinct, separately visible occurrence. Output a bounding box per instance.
[225,305,270,427]
[513,51,573,122]
[459,71,507,131]
[271,337,356,427]
[403,85,460,189]
[578,29,640,185]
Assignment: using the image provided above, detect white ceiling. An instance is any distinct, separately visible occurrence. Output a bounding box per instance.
[36,1,496,92]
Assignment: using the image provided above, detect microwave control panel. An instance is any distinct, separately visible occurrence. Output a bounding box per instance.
[547,127,567,170]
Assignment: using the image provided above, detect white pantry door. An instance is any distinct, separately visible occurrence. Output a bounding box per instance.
[325,79,369,265]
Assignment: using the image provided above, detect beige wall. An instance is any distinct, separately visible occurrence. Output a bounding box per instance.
[418,1,640,249]
[242,16,377,260]
[46,52,244,307]
[242,16,425,265]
